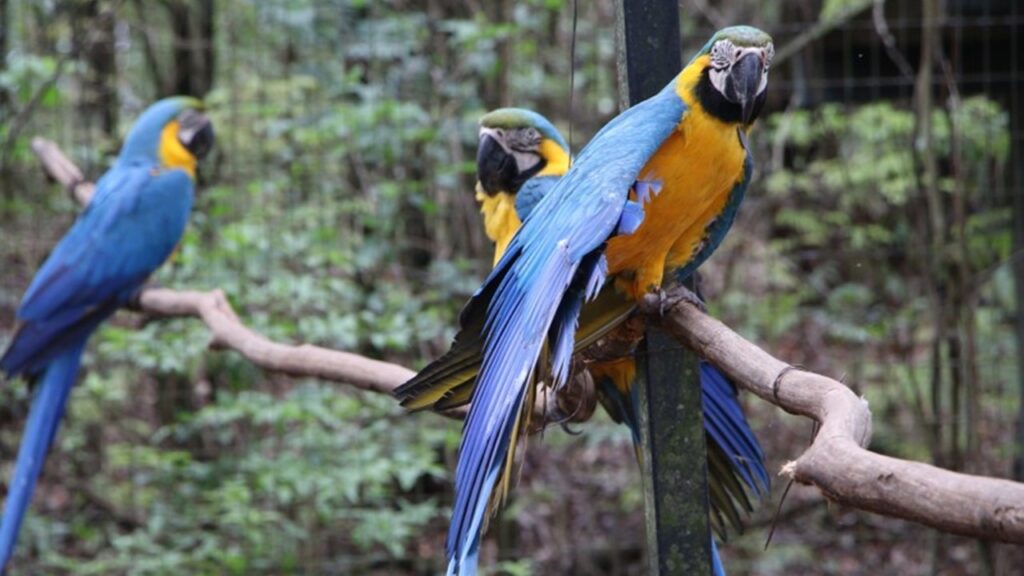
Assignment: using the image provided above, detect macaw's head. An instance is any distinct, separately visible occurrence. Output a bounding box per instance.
[120,96,215,178]
[693,26,774,126]
[476,108,570,196]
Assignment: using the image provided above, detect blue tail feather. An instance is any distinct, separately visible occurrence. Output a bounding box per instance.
[711,537,726,576]
[595,360,765,576]
[0,344,84,572]
[700,362,769,493]
[596,362,768,496]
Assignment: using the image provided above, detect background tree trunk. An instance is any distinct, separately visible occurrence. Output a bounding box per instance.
[69,0,117,137]
[165,0,216,97]
[1013,60,1024,483]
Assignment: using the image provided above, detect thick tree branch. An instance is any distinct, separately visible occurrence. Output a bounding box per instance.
[646,293,1024,545]
[29,138,1024,545]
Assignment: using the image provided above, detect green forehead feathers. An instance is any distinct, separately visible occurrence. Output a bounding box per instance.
[695,25,773,59]
[479,108,569,152]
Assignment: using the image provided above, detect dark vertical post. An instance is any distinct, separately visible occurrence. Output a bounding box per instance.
[1011,11,1024,481]
[615,3,712,575]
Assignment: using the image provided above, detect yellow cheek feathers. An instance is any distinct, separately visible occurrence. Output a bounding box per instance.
[159,121,197,179]
[676,54,711,106]
[475,184,522,266]
[537,138,570,177]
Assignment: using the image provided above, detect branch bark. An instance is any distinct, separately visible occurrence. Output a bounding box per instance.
[137,288,416,398]
[647,294,1024,545]
[28,138,1024,545]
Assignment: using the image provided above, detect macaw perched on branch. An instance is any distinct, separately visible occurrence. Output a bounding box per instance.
[470,106,768,572]
[0,97,214,572]
[396,26,774,575]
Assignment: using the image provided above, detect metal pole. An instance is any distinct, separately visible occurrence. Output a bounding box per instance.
[615,2,712,575]
[1011,8,1024,482]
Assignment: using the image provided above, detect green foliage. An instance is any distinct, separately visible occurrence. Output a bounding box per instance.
[25,383,457,574]
[730,95,1014,462]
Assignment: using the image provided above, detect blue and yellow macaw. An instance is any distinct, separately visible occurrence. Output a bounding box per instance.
[0,97,213,571]
[473,108,570,265]
[396,26,774,575]
[471,107,768,572]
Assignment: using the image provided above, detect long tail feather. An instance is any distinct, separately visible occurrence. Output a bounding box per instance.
[711,537,726,576]
[0,344,84,571]
[700,362,769,494]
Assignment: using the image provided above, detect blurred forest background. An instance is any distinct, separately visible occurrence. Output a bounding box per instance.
[0,0,1022,574]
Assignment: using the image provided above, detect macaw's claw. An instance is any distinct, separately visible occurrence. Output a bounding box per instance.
[641,285,707,317]
[673,284,708,313]
[560,422,584,436]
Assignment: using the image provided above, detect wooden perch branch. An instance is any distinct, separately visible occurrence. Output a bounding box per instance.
[137,288,416,397]
[648,294,1024,545]
[29,138,1024,545]
[31,138,95,205]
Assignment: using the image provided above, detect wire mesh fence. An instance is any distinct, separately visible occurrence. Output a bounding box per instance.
[0,0,1021,574]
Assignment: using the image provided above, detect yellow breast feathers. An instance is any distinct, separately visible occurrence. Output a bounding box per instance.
[606,55,748,299]
[475,184,522,265]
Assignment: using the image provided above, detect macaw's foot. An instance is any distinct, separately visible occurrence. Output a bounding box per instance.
[672,284,707,312]
[641,284,707,316]
[550,370,597,428]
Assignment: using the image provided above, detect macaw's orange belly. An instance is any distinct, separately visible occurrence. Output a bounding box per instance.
[605,111,748,300]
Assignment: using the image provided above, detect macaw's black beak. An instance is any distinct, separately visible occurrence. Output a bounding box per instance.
[476,132,517,196]
[177,109,215,159]
[726,52,765,125]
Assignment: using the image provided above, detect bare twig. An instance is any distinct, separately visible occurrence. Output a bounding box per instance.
[872,0,915,81]
[30,138,1024,544]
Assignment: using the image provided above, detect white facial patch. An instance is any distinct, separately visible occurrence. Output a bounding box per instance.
[512,149,542,173]
[478,126,509,152]
[709,68,729,95]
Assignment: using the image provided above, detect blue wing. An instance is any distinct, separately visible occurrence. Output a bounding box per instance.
[1,166,194,376]
[446,82,688,573]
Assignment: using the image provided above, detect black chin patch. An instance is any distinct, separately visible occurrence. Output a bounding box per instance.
[696,67,766,125]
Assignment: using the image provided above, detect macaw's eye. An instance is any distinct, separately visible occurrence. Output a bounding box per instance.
[177,109,215,159]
